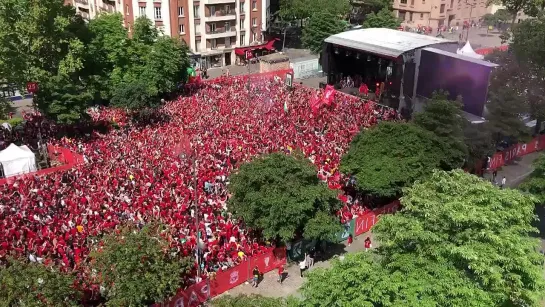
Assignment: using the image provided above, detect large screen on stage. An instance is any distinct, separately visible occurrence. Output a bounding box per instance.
[416,49,494,117]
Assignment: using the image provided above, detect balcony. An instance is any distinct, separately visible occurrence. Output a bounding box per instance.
[206,0,236,4]
[75,0,89,6]
[206,26,236,38]
[205,10,236,21]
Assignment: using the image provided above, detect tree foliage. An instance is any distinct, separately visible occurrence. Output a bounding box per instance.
[350,0,393,23]
[302,11,348,54]
[91,224,193,307]
[228,152,342,242]
[340,122,448,198]
[463,121,495,169]
[362,7,401,29]
[279,0,351,21]
[300,170,545,306]
[511,15,545,75]
[0,258,80,306]
[413,92,467,169]
[488,0,544,25]
[520,154,545,203]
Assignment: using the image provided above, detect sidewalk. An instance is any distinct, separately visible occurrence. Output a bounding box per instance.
[483,152,540,188]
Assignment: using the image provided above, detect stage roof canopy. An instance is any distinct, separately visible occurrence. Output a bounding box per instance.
[324,28,455,58]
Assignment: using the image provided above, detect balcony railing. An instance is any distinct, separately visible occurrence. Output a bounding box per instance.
[206,26,235,34]
[75,0,89,5]
[206,10,236,17]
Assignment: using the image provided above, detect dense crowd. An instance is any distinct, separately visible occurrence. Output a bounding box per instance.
[0,74,397,291]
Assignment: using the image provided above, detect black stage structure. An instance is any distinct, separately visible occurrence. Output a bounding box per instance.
[321,28,498,118]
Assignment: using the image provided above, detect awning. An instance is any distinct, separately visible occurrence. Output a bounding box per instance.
[235,39,279,56]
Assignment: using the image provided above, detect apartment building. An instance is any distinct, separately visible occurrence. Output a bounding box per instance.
[125,0,271,68]
[392,0,491,29]
[68,0,121,20]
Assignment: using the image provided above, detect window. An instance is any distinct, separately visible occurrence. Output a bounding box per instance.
[252,32,256,42]
[125,4,130,15]
[398,11,406,20]
[411,0,414,4]
[139,6,146,16]
[210,5,216,16]
[400,0,407,4]
[225,21,230,31]
[252,0,257,10]
[194,5,200,18]
[240,18,244,28]
[225,5,232,13]
[252,17,257,26]
[211,39,217,49]
[178,6,184,17]
[195,39,200,52]
[210,23,216,32]
[240,2,244,13]
[420,13,424,18]
[179,24,185,34]
[240,34,245,44]
[409,12,413,21]
[440,4,445,13]
[225,37,231,47]
[154,7,162,19]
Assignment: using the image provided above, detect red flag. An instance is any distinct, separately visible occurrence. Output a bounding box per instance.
[359,84,369,95]
[310,94,322,114]
[323,85,335,106]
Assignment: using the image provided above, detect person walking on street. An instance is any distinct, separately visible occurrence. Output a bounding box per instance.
[501,176,506,189]
[364,237,372,252]
[252,266,260,288]
[299,257,307,277]
[277,265,284,284]
[307,248,315,268]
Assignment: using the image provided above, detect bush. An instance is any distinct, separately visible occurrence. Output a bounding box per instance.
[1,117,24,127]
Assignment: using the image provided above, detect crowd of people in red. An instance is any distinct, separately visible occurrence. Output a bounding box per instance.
[0,74,397,292]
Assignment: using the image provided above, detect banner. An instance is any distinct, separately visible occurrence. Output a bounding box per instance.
[288,239,316,261]
[161,280,209,307]
[354,212,377,237]
[336,218,355,242]
[250,247,287,275]
[209,261,249,297]
[488,135,545,170]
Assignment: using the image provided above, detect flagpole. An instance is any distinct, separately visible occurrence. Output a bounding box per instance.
[193,147,200,280]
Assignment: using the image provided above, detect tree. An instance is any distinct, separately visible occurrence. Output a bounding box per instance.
[520,154,545,203]
[512,15,545,70]
[413,92,467,169]
[228,152,342,242]
[0,258,81,306]
[0,96,13,119]
[350,0,393,23]
[91,224,193,307]
[340,122,448,198]
[302,11,348,54]
[463,121,495,170]
[488,0,543,26]
[110,80,159,110]
[362,7,401,29]
[486,86,529,143]
[279,0,351,21]
[483,9,512,27]
[133,16,159,45]
[299,170,545,306]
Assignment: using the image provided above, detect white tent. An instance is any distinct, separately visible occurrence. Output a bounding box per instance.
[0,143,37,178]
[457,41,484,59]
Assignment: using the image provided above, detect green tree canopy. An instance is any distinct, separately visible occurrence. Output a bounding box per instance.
[300,170,545,306]
[362,7,401,29]
[340,122,448,198]
[302,11,348,54]
[228,152,342,242]
[413,92,467,169]
[90,224,193,307]
[520,154,545,203]
[0,258,81,306]
[279,0,351,21]
[212,294,293,307]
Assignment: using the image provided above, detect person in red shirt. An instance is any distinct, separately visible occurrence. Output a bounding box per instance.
[364,237,372,251]
[277,265,284,284]
[347,234,353,246]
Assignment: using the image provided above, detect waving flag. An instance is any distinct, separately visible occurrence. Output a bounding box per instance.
[323,85,335,106]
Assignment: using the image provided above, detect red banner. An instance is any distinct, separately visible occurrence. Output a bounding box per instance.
[488,135,545,170]
[209,260,249,297]
[250,247,287,276]
[161,280,209,307]
[354,212,377,236]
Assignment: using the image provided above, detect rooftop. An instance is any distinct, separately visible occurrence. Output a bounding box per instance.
[324,28,456,58]
[259,53,290,64]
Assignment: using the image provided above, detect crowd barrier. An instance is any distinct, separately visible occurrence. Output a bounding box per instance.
[488,134,545,170]
[157,247,287,307]
[288,200,401,261]
[0,145,83,184]
[203,69,294,84]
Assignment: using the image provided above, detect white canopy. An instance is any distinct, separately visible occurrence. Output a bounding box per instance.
[0,143,37,178]
[457,41,484,59]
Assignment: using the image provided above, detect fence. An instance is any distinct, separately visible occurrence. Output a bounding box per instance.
[156,247,287,307]
[202,69,294,85]
[0,145,83,185]
[488,134,545,170]
[288,200,401,261]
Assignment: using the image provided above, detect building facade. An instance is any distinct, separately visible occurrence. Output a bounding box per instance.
[68,0,271,68]
[392,0,492,29]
